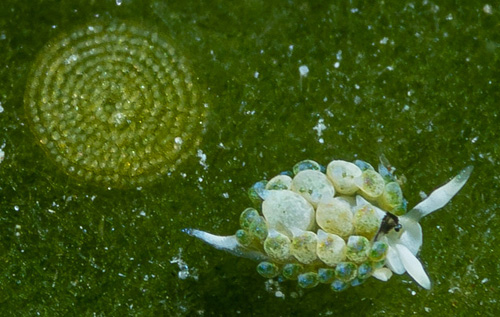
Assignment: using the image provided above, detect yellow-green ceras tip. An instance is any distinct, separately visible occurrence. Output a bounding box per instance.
[24,20,207,188]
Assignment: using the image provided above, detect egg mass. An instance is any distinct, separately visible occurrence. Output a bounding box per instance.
[24,20,206,187]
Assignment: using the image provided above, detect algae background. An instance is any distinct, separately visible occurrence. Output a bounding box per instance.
[1,0,499,315]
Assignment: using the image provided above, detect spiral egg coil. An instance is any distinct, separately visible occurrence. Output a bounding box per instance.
[25,20,206,187]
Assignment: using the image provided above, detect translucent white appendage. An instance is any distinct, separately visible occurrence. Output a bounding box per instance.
[406,166,473,222]
[371,267,393,282]
[384,237,405,274]
[397,217,423,255]
[395,244,431,290]
[183,228,269,261]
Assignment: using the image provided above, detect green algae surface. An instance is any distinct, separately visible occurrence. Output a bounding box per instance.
[1,0,499,315]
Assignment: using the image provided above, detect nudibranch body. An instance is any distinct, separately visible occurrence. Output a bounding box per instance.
[185,159,472,291]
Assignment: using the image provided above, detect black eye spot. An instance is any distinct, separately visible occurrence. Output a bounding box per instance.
[374,212,401,240]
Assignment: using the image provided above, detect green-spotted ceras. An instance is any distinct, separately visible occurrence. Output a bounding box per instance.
[184,158,472,291]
